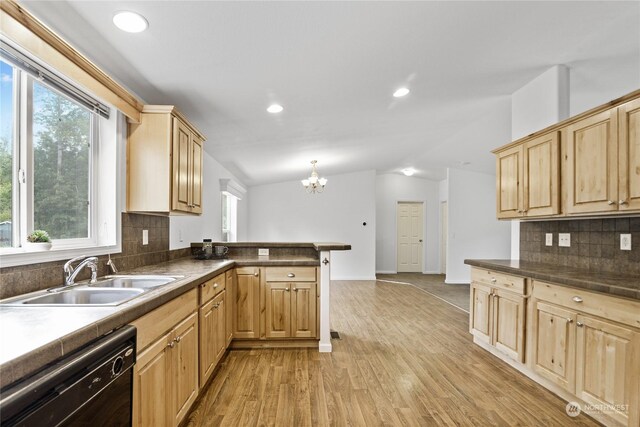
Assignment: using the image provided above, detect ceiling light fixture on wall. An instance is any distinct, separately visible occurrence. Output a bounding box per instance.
[301,160,328,193]
[113,11,148,33]
[393,87,410,98]
[267,104,284,113]
[402,168,415,176]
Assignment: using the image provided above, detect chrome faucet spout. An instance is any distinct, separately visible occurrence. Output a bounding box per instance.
[64,256,99,287]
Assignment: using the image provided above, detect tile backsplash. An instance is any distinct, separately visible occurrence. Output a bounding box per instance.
[520,217,640,275]
[0,213,191,299]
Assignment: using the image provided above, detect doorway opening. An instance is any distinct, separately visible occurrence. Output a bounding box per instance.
[396,202,424,273]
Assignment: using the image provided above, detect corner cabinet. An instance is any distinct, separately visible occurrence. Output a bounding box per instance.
[128,105,205,215]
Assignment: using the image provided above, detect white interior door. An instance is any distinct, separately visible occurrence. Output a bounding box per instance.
[397,202,423,273]
[441,201,448,274]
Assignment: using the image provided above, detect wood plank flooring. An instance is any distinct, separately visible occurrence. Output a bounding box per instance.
[376,273,470,312]
[184,280,601,426]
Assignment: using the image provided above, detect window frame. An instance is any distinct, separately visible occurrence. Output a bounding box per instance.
[0,48,122,266]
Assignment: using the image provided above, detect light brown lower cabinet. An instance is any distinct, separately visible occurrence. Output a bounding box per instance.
[132,312,199,427]
[233,267,261,339]
[225,269,234,346]
[469,280,525,363]
[199,291,226,387]
[264,281,317,339]
[529,282,640,427]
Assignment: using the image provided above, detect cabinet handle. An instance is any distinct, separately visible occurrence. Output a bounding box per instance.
[567,318,573,323]
[254,272,259,277]
[490,278,497,283]
[287,273,295,278]
[293,288,298,292]
[200,283,206,288]
[167,341,176,348]
[619,200,628,205]
[577,322,584,327]
[607,200,616,205]
[175,336,181,343]
[285,288,290,292]
[213,283,218,288]
[572,296,583,303]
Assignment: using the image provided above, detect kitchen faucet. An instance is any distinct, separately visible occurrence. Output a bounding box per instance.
[63,255,99,287]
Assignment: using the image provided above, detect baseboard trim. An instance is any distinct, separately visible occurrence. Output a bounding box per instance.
[230,339,319,349]
[422,270,441,274]
[376,270,397,274]
[318,343,332,353]
[444,279,470,285]
[332,276,377,281]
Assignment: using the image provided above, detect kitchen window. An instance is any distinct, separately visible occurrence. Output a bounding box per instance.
[221,192,237,242]
[0,40,121,264]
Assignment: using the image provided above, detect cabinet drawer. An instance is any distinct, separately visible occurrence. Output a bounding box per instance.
[533,281,640,329]
[266,267,316,282]
[471,268,525,295]
[131,288,198,352]
[199,273,226,305]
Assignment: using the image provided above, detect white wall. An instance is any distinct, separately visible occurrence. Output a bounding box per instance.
[247,170,376,280]
[512,65,570,140]
[446,168,511,284]
[375,174,440,274]
[170,151,248,249]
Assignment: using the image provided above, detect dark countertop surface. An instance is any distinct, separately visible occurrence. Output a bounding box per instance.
[191,241,352,251]
[0,254,321,389]
[465,259,640,301]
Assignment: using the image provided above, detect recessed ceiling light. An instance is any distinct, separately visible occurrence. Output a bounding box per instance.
[393,87,410,98]
[267,104,284,114]
[113,11,148,33]
[402,168,415,176]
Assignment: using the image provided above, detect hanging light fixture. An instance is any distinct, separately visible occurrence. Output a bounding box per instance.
[301,160,328,193]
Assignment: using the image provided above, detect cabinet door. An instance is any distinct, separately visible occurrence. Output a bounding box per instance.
[265,282,291,338]
[532,301,577,392]
[132,333,171,427]
[215,293,226,361]
[565,108,619,214]
[496,145,524,219]
[172,118,192,212]
[233,268,260,339]
[469,282,492,345]
[198,297,217,387]
[291,282,317,338]
[170,312,199,426]
[576,315,640,427]
[190,135,203,214]
[225,270,234,346]
[523,132,560,217]
[492,289,525,363]
[618,98,640,211]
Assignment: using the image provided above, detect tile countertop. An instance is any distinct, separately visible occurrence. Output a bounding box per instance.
[0,254,320,389]
[465,259,640,301]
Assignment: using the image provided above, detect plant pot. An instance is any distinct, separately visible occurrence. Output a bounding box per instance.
[25,242,52,252]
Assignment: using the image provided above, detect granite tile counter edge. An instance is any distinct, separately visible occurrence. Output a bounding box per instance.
[465,259,640,301]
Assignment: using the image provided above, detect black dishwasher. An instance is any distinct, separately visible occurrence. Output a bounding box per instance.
[1,325,136,427]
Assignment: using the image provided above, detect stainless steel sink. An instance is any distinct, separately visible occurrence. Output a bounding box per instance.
[92,275,180,290]
[7,288,144,306]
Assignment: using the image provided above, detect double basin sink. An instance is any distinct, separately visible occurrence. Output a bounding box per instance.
[2,275,182,307]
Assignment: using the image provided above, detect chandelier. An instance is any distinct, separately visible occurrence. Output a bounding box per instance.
[301,160,328,193]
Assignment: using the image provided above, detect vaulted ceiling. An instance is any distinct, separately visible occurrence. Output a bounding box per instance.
[21,1,640,185]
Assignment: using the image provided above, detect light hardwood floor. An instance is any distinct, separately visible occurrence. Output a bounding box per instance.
[376,274,470,312]
[184,280,600,426]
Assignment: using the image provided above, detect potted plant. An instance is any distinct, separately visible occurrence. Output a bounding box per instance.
[25,230,52,251]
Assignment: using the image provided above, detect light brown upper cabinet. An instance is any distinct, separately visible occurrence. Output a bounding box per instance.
[496,131,560,219]
[618,98,640,211]
[564,108,619,214]
[128,105,205,214]
[494,89,640,219]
